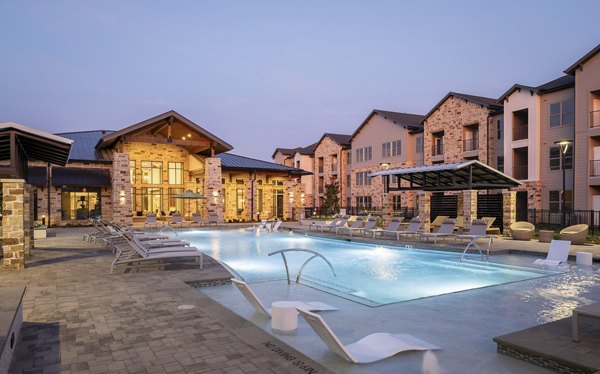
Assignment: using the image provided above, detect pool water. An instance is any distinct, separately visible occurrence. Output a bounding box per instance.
[178,229,555,306]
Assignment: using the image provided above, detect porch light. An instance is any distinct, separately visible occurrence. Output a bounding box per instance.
[553,139,572,228]
[554,139,572,154]
[380,162,390,170]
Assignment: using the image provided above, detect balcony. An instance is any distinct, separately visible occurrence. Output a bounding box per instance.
[591,160,600,176]
[591,111,600,128]
[513,125,528,141]
[463,138,479,152]
[513,165,528,180]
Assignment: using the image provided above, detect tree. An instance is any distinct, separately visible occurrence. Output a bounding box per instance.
[322,181,340,216]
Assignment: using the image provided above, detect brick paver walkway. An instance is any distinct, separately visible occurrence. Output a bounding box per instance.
[1,228,330,374]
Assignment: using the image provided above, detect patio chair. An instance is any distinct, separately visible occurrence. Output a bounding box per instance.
[207,212,220,227]
[190,213,207,226]
[481,216,500,235]
[534,240,571,266]
[430,216,449,233]
[396,217,424,240]
[144,213,160,228]
[123,232,192,251]
[454,216,464,232]
[109,234,203,274]
[246,219,268,232]
[320,216,350,232]
[308,214,339,231]
[456,219,496,261]
[509,221,535,241]
[231,279,337,318]
[170,213,189,228]
[365,217,403,238]
[270,220,283,232]
[419,218,456,244]
[335,217,367,235]
[560,224,588,245]
[297,309,440,364]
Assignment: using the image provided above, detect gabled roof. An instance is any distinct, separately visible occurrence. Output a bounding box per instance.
[498,75,575,102]
[368,160,521,191]
[56,130,114,163]
[296,142,319,155]
[95,110,233,156]
[272,147,296,158]
[217,153,311,175]
[565,43,600,75]
[350,109,425,142]
[315,133,352,149]
[0,122,73,167]
[422,92,503,123]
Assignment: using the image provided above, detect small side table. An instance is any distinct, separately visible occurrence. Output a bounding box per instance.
[538,230,554,243]
[271,301,298,334]
[576,252,593,266]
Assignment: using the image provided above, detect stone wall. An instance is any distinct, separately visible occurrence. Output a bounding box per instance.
[503,190,517,233]
[417,191,431,232]
[462,190,478,231]
[313,137,347,207]
[111,153,132,224]
[205,158,223,223]
[2,179,25,270]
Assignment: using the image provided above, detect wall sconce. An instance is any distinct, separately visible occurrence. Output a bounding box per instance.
[119,190,126,205]
[289,192,294,203]
[212,190,219,204]
[300,193,305,204]
[379,162,390,170]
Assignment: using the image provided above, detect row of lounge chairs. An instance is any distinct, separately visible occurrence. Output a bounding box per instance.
[144,212,220,228]
[85,219,204,274]
[231,279,439,364]
[245,219,283,233]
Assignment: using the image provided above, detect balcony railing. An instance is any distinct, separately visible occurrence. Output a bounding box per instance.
[513,165,528,180]
[463,138,479,152]
[432,142,444,156]
[318,166,324,173]
[591,160,600,176]
[513,125,528,141]
[318,186,324,194]
[591,110,600,128]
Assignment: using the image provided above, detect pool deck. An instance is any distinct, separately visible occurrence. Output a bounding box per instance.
[1,224,599,373]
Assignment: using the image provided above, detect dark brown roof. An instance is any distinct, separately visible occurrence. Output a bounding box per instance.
[498,75,575,102]
[316,133,352,148]
[350,109,425,142]
[95,110,233,156]
[422,92,503,123]
[296,142,319,155]
[52,167,112,187]
[565,43,600,75]
[218,153,311,175]
[272,148,296,158]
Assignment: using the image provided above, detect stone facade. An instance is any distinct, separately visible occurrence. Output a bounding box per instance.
[503,190,517,233]
[417,191,431,232]
[313,136,348,207]
[205,158,223,223]
[111,153,132,225]
[462,190,478,231]
[2,179,25,270]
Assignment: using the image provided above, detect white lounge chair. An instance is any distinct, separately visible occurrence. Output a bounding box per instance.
[231,279,337,318]
[366,217,403,239]
[144,214,160,228]
[457,219,497,262]
[309,215,339,231]
[297,309,440,364]
[270,220,282,232]
[190,213,207,226]
[534,240,571,266]
[170,213,189,227]
[207,212,220,227]
[419,218,456,244]
[246,220,268,232]
[396,217,424,240]
[321,217,350,232]
[336,218,367,236]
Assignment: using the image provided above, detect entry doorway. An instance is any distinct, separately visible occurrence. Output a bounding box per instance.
[272,189,284,218]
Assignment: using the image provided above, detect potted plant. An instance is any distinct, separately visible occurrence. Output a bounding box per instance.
[33,221,47,239]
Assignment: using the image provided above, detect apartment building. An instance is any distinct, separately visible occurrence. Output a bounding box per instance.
[272,142,317,209]
[312,133,351,208]
[499,75,575,217]
[565,43,600,211]
[350,110,425,210]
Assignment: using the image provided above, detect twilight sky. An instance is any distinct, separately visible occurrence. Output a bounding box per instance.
[1,1,599,161]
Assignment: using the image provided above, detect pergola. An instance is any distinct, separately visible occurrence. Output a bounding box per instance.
[369,160,521,232]
[0,122,72,270]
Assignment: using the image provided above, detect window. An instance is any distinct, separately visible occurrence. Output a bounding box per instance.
[365,146,372,161]
[497,156,504,173]
[346,174,351,187]
[497,119,503,140]
[60,187,101,221]
[142,187,162,213]
[392,140,401,156]
[549,190,573,211]
[382,142,391,158]
[355,172,371,186]
[392,195,402,210]
[347,151,351,164]
[549,99,574,127]
[257,189,263,213]
[131,187,136,213]
[549,146,573,171]
[168,188,183,213]
[236,188,244,213]
[356,148,364,162]
[168,162,183,185]
[129,160,136,184]
[141,161,162,184]
[356,172,363,186]
[355,196,372,209]
[416,136,423,153]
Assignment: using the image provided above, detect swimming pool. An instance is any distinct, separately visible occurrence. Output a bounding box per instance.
[178,229,555,306]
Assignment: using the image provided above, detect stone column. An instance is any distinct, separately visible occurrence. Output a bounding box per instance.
[244,179,256,221]
[205,158,223,223]
[23,184,33,253]
[503,190,517,233]
[111,153,132,225]
[417,191,431,232]
[383,193,393,224]
[285,179,297,220]
[456,192,464,217]
[2,179,26,270]
[462,190,478,232]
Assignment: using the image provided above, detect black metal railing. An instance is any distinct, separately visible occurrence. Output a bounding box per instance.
[517,209,600,234]
[463,138,479,152]
[590,160,600,177]
[591,110,600,128]
[432,142,444,156]
[513,125,528,141]
[303,206,416,220]
[513,165,528,180]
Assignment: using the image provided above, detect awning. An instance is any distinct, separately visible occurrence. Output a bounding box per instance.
[368,160,521,191]
[52,167,112,187]
[27,166,47,186]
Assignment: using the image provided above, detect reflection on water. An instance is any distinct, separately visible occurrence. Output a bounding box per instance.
[519,267,600,324]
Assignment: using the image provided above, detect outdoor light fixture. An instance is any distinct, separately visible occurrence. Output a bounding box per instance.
[182,136,186,140]
[380,162,390,170]
[554,139,572,227]
[42,214,46,226]
[187,133,191,138]
[119,190,126,205]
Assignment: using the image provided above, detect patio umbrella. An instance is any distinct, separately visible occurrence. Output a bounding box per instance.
[174,190,207,218]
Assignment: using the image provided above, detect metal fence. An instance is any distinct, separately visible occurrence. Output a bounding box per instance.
[517,209,600,234]
[302,206,416,220]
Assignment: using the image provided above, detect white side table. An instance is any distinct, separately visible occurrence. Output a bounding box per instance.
[576,252,593,266]
[271,301,298,334]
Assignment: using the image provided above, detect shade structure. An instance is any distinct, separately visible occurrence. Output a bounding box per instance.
[174,190,207,218]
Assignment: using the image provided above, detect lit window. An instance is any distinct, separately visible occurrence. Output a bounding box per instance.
[168,162,183,185]
[141,161,162,184]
